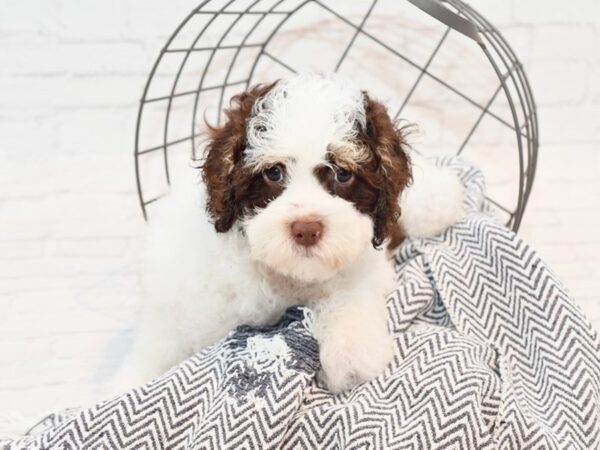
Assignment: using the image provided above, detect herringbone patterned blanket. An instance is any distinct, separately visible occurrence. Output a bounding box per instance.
[4,160,600,449]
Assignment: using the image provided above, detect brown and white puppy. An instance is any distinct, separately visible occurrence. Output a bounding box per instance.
[116,73,459,394]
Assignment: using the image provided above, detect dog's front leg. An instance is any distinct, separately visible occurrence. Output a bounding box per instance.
[313,289,394,394]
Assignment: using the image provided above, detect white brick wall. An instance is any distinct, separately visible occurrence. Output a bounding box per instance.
[1,0,599,426]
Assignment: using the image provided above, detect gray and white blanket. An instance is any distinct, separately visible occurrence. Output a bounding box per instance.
[3,160,600,449]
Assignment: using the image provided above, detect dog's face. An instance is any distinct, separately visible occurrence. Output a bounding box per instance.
[202,74,411,282]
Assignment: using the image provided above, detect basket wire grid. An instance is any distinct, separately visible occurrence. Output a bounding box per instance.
[134,0,538,231]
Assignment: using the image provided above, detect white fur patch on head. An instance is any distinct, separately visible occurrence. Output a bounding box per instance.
[239,73,379,282]
[245,73,367,170]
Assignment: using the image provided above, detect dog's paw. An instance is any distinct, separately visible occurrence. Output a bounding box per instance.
[317,329,394,394]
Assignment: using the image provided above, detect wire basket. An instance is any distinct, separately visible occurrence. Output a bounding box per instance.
[134,0,538,231]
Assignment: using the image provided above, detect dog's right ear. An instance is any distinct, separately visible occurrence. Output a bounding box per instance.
[202,82,277,233]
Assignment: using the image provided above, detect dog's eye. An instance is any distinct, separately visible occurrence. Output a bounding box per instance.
[335,168,354,184]
[263,165,284,183]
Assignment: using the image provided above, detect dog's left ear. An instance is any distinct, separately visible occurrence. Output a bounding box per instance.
[360,93,412,249]
[202,82,277,232]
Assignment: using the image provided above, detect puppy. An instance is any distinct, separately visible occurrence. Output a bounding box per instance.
[115,73,464,394]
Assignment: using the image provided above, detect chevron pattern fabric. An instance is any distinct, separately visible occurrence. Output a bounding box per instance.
[3,159,599,450]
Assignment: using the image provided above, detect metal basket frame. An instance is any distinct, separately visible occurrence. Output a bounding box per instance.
[134,0,538,231]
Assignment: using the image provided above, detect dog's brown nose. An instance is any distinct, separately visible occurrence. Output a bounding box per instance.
[291,220,324,247]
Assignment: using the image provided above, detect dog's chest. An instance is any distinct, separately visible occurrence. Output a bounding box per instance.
[260,267,330,304]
